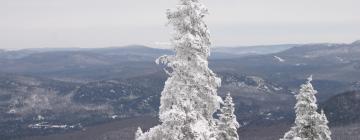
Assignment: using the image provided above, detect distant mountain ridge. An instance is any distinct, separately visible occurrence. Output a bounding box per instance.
[1,40,359,60]
[1,40,360,139]
[352,40,360,45]
[279,42,360,59]
[213,44,298,55]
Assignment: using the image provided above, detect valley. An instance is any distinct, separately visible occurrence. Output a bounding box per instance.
[0,41,360,139]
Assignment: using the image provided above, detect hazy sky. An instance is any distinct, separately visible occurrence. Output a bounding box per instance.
[1,0,360,49]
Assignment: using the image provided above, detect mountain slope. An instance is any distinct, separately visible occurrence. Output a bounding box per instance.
[0,41,360,139]
[321,91,360,125]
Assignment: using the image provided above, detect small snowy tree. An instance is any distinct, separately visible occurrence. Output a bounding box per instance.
[318,110,331,140]
[136,0,228,139]
[281,75,331,140]
[217,93,240,140]
[135,127,143,139]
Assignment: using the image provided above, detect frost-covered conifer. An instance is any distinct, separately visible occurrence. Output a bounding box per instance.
[135,127,143,139]
[318,110,331,140]
[136,0,225,139]
[281,75,331,140]
[217,93,240,140]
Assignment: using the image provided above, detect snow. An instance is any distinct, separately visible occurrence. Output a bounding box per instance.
[273,86,282,91]
[274,56,285,62]
[7,109,16,114]
[36,115,45,121]
[295,63,306,66]
[111,115,118,119]
[110,89,116,93]
[28,122,80,130]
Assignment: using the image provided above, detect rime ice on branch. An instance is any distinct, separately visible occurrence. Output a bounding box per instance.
[135,0,237,139]
[281,76,331,140]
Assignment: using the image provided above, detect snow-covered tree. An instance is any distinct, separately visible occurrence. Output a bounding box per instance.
[217,93,240,140]
[281,75,331,140]
[135,127,143,139]
[318,110,331,140]
[135,0,227,140]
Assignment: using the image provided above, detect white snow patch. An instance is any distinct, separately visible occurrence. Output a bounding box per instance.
[111,115,118,119]
[295,63,307,66]
[7,109,16,114]
[28,122,81,130]
[36,115,45,121]
[274,56,285,62]
[110,89,116,93]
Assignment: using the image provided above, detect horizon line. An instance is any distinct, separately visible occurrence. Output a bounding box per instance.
[1,40,359,51]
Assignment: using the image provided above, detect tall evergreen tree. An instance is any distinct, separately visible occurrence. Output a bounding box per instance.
[281,76,331,140]
[217,93,240,140]
[136,0,229,139]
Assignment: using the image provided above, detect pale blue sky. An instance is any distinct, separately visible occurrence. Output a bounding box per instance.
[1,0,360,49]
